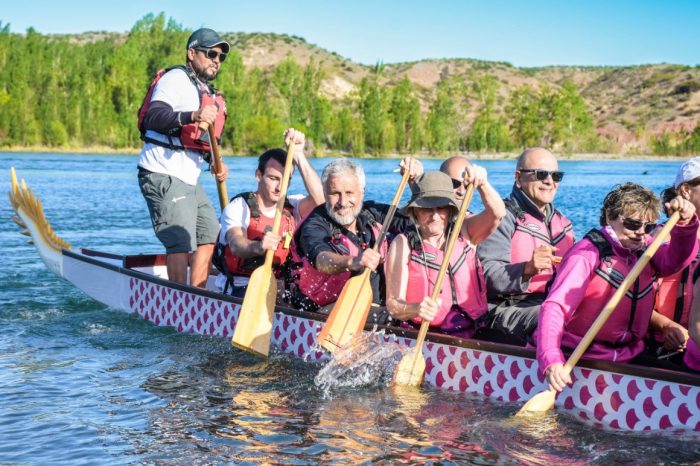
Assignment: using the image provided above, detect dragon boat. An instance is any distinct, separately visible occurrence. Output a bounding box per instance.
[9,167,700,433]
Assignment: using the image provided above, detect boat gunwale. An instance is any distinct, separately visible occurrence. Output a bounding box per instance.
[66,247,700,388]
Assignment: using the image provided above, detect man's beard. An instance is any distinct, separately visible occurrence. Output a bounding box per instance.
[191,62,218,82]
[326,201,360,226]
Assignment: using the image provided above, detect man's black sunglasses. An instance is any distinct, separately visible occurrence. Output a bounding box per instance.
[519,169,565,182]
[450,178,463,189]
[620,217,657,234]
[196,47,227,62]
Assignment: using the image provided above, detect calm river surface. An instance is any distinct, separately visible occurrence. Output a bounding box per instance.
[2,152,700,464]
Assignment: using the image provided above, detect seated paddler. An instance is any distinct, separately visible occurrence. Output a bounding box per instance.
[476,147,575,346]
[649,158,700,362]
[288,157,423,320]
[214,129,324,298]
[384,168,504,338]
[536,182,698,393]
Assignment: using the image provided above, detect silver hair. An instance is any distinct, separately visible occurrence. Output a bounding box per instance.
[321,158,366,192]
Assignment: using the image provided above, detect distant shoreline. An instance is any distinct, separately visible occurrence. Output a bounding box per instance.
[0,146,690,162]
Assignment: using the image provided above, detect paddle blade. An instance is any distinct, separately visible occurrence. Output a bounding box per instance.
[231,266,276,358]
[515,388,557,416]
[316,272,373,353]
[393,349,426,387]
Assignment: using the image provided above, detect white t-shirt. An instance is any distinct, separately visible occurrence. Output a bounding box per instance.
[216,193,305,288]
[137,68,207,186]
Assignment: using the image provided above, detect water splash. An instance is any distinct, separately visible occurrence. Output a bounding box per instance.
[314,330,409,394]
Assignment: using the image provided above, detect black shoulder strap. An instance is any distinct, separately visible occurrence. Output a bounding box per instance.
[584,229,613,259]
[504,198,524,220]
[229,192,259,217]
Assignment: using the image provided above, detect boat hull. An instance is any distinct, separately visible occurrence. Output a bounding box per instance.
[64,248,700,433]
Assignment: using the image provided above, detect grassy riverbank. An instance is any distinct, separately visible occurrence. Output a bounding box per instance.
[1,145,691,162]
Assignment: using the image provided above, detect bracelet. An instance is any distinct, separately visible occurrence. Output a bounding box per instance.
[177,112,183,127]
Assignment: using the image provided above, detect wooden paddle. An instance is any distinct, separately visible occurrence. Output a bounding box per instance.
[316,169,412,353]
[394,182,476,386]
[517,210,682,415]
[230,141,296,357]
[198,122,229,209]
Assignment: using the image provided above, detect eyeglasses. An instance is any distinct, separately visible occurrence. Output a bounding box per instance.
[518,169,565,182]
[195,47,227,62]
[620,216,657,234]
[450,178,463,189]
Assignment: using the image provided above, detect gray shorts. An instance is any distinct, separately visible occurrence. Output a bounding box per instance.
[138,170,219,254]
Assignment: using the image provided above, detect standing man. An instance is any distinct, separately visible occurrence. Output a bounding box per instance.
[216,129,324,297]
[476,147,574,345]
[137,28,230,288]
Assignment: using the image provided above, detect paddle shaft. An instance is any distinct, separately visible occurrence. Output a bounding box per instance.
[562,210,681,373]
[412,183,476,351]
[338,169,411,297]
[198,122,228,209]
[316,170,411,351]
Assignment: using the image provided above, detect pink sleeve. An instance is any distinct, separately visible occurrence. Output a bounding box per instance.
[651,216,699,276]
[536,243,599,373]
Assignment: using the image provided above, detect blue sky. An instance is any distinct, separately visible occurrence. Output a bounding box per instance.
[2,1,698,67]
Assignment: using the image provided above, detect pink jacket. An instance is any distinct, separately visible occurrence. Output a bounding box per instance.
[536,218,699,373]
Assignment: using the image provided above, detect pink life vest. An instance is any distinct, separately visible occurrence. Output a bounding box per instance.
[291,220,387,307]
[405,236,487,328]
[508,202,575,293]
[565,229,657,347]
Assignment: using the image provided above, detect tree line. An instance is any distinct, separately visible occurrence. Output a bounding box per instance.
[0,14,697,156]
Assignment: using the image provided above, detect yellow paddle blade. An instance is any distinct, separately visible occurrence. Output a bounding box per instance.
[316,271,373,353]
[393,348,426,387]
[515,389,557,416]
[231,265,276,358]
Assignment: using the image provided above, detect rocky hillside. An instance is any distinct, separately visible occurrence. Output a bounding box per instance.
[224,32,699,151]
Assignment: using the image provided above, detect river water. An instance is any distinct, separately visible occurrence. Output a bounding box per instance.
[2,152,699,465]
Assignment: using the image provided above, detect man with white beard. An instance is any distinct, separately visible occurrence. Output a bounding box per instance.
[288,157,423,320]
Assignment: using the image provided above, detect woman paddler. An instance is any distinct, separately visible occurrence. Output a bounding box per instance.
[383,168,503,338]
[536,182,698,393]
[649,157,700,362]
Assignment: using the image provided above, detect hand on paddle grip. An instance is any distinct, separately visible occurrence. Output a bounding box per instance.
[259,230,282,254]
[284,128,306,162]
[666,196,696,225]
[417,296,440,322]
[545,363,572,393]
[461,163,487,189]
[350,248,381,272]
[193,104,217,126]
[210,161,228,182]
[399,157,423,182]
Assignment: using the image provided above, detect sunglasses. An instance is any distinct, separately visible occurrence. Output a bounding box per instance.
[450,178,463,189]
[519,169,565,182]
[620,216,657,234]
[195,47,227,62]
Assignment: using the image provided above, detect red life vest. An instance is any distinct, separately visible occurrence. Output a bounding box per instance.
[222,192,295,278]
[291,217,387,307]
[507,200,575,293]
[565,229,657,346]
[652,240,700,339]
[137,65,227,154]
[405,235,487,327]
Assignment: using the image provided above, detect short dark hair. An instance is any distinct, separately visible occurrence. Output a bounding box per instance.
[257,148,287,174]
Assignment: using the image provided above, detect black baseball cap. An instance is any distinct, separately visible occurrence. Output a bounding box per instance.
[186,28,230,53]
